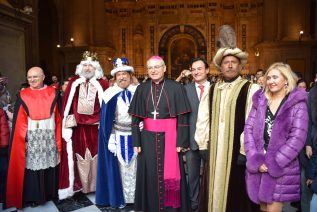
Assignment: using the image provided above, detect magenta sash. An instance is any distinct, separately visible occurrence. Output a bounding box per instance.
[143,118,181,208]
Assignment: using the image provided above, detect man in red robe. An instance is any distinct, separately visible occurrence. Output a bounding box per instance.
[58,51,108,199]
[6,67,62,209]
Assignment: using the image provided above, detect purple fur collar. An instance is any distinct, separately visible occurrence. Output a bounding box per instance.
[252,88,307,114]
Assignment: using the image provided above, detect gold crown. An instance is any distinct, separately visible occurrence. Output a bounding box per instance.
[82,51,98,61]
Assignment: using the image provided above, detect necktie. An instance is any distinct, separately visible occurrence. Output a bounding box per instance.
[198,85,204,100]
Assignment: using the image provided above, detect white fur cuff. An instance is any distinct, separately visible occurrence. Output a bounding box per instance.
[62,128,73,141]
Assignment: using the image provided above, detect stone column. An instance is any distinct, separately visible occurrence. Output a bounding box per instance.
[262,0,278,41]
[91,0,114,48]
[61,0,89,47]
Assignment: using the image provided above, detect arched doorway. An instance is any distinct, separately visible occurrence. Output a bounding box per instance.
[159,25,207,79]
[168,35,197,78]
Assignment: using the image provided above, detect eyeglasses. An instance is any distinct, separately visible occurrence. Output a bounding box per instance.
[147,64,164,71]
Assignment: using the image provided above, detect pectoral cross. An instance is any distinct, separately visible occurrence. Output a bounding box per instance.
[151,110,159,120]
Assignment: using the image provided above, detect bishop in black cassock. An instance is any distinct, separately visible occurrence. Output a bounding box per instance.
[128,56,191,212]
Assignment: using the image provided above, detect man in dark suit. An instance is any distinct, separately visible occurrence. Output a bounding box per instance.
[182,58,210,211]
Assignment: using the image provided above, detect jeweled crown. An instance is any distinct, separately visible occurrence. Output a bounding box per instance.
[82,51,98,61]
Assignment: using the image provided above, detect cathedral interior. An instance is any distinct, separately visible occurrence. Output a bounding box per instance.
[0,0,317,99]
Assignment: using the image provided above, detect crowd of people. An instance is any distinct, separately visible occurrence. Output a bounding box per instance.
[0,40,317,212]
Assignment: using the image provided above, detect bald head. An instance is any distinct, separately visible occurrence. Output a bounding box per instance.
[146,56,166,83]
[146,56,165,67]
[28,67,44,75]
[27,67,45,89]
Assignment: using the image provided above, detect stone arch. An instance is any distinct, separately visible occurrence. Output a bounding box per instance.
[159,25,207,78]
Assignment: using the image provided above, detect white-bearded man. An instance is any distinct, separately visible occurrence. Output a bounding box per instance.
[58,51,109,199]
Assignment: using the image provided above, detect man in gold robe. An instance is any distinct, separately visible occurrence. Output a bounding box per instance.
[195,47,260,212]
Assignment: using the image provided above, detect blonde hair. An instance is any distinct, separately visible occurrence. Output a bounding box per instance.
[263,62,298,101]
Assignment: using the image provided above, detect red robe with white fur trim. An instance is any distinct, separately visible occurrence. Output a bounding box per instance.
[58,76,108,199]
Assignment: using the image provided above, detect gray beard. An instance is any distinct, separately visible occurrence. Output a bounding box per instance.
[81,72,94,79]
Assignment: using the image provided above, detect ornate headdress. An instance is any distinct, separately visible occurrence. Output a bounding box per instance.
[111,58,134,76]
[82,51,98,61]
[213,25,248,69]
[75,51,104,79]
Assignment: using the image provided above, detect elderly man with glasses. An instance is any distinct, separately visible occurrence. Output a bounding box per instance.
[6,67,62,209]
[128,56,191,212]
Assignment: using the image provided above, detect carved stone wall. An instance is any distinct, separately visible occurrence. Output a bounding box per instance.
[0,2,35,100]
[100,0,265,76]
[55,0,316,80]
[5,0,314,83]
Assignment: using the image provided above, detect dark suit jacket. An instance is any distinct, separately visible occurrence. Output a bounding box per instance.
[184,83,200,151]
[308,85,317,147]
[306,144,317,194]
[301,86,317,167]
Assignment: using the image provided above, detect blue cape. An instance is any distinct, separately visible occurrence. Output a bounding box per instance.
[95,93,125,207]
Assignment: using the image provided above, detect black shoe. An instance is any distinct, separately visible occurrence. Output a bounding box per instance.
[191,207,198,212]
[30,202,39,208]
[24,201,39,208]
[290,201,300,209]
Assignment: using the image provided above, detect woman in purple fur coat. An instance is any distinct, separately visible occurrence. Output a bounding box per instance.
[244,62,309,212]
